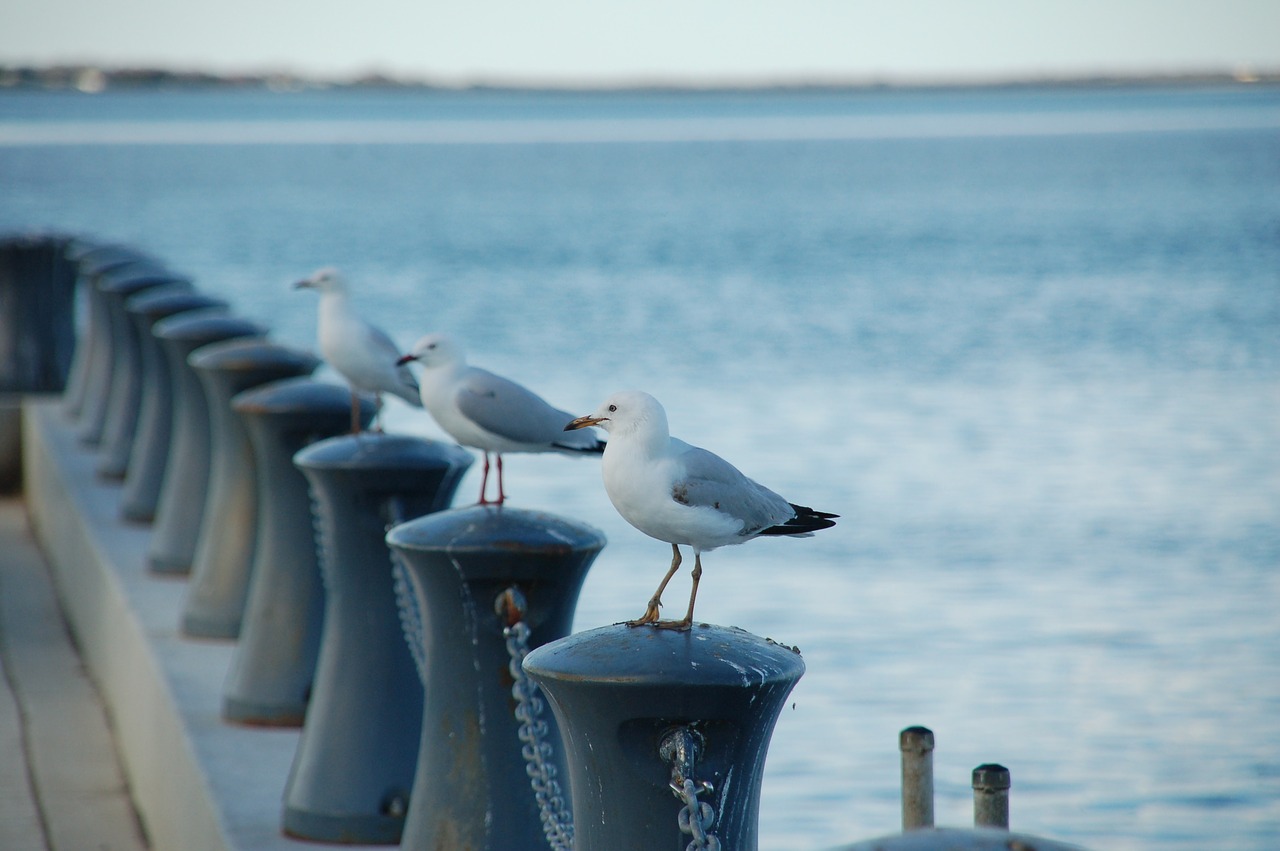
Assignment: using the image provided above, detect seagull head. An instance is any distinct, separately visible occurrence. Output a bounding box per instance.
[397,332,462,367]
[566,390,667,439]
[293,266,347,294]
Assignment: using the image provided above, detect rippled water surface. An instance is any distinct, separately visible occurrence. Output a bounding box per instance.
[3,84,1278,849]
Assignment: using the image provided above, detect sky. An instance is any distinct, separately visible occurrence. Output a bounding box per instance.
[3,0,1280,85]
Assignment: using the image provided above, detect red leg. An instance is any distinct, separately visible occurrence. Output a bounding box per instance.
[495,454,506,505]
[477,452,491,504]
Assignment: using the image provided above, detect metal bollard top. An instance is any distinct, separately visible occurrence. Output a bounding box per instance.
[900,726,936,753]
[152,310,266,346]
[524,621,805,690]
[231,376,366,419]
[972,763,1011,791]
[126,289,227,323]
[387,503,605,559]
[97,266,191,296]
[294,432,473,476]
[189,337,320,376]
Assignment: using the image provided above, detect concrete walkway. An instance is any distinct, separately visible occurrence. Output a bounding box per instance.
[0,496,150,851]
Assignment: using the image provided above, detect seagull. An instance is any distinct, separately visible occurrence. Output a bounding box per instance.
[294,267,422,432]
[396,333,604,505]
[566,390,837,630]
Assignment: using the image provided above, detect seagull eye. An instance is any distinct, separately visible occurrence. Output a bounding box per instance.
[608,404,617,412]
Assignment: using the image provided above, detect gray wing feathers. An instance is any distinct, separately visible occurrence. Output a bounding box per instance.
[454,369,581,446]
[363,323,421,405]
[672,442,794,532]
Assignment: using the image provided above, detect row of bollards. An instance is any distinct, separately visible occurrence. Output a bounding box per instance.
[5,234,1088,851]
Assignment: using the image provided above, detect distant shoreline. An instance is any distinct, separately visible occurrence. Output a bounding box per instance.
[3,64,1278,95]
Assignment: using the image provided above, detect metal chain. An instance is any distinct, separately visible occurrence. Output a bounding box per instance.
[661,727,721,851]
[496,587,575,851]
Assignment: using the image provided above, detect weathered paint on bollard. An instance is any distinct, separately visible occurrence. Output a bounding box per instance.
[222,378,375,726]
[62,244,155,420]
[900,725,935,831]
[76,261,174,446]
[96,279,195,479]
[385,505,604,851]
[119,292,229,522]
[523,623,805,851]
[180,340,320,639]
[972,763,1010,830]
[284,433,472,844]
[147,312,265,574]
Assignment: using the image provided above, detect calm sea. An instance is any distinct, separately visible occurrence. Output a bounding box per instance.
[2,84,1279,850]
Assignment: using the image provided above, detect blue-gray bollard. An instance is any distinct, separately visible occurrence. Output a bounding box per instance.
[75,260,172,445]
[284,434,472,844]
[147,312,265,575]
[222,378,376,726]
[901,726,935,830]
[119,292,229,522]
[385,506,605,851]
[179,340,321,639]
[96,279,195,479]
[523,624,806,851]
[0,234,78,394]
[62,244,154,420]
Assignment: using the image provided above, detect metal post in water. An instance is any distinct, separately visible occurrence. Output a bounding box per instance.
[900,725,935,830]
[146,312,265,574]
[119,292,228,522]
[76,260,172,445]
[62,244,154,420]
[385,505,604,851]
[96,277,194,479]
[972,763,1010,830]
[179,340,320,639]
[284,433,472,844]
[523,623,806,851]
[222,378,375,726]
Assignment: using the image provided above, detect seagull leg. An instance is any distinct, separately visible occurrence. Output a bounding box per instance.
[495,454,506,505]
[349,390,361,434]
[372,393,384,433]
[477,453,492,504]
[627,544,682,627]
[655,551,701,630]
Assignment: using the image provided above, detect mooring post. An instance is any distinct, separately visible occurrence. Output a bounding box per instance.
[179,340,320,639]
[385,505,604,851]
[119,291,229,522]
[900,725,936,830]
[78,265,188,448]
[0,234,78,395]
[283,433,472,844]
[523,623,805,851]
[62,244,153,420]
[146,312,265,574]
[96,277,194,479]
[222,378,375,726]
[972,764,1011,830]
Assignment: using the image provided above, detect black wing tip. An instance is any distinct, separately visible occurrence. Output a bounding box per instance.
[552,438,607,455]
[758,503,839,536]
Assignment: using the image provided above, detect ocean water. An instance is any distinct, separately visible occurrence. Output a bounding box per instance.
[2,84,1279,850]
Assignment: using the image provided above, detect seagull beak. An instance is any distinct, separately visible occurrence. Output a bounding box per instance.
[564,415,606,431]
[292,278,312,290]
[396,353,418,366]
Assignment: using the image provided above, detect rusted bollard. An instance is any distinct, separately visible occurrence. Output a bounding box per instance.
[900,725,935,830]
[283,434,471,844]
[222,378,374,726]
[147,312,265,574]
[523,624,805,851]
[119,292,228,522]
[385,506,604,851]
[179,339,320,639]
[972,764,1011,830]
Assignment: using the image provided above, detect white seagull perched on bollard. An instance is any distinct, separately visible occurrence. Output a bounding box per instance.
[294,267,422,433]
[396,333,604,505]
[565,390,837,630]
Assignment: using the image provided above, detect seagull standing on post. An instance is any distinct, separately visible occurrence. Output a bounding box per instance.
[294,267,422,433]
[397,333,604,505]
[566,390,837,630]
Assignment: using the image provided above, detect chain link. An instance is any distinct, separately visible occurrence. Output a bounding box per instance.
[661,727,721,851]
[496,588,575,851]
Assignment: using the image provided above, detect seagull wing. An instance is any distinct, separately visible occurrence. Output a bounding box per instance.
[454,367,580,446]
[362,322,421,404]
[670,440,796,534]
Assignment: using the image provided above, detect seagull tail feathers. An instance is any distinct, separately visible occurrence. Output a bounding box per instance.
[758,503,839,537]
